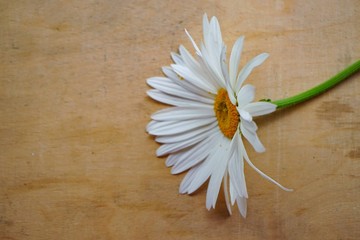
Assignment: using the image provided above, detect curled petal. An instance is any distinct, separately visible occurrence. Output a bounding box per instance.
[240,136,293,192]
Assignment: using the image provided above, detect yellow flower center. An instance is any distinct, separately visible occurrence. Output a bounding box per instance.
[214,88,239,139]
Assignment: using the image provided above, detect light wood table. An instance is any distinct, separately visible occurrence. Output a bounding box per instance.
[1,1,359,239]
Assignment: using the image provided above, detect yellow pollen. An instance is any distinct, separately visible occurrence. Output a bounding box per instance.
[214,88,239,139]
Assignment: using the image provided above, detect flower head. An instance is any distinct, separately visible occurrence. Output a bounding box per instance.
[147,14,291,217]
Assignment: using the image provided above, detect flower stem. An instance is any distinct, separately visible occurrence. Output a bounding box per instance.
[270,60,360,109]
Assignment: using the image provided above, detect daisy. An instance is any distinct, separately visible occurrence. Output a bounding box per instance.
[146,14,292,217]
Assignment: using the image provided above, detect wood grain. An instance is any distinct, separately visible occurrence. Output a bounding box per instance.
[1,0,359,239]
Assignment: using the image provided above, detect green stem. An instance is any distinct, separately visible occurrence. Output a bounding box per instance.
[270,60,360,109]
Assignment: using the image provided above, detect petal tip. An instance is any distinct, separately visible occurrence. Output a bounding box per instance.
[255,147,266,153]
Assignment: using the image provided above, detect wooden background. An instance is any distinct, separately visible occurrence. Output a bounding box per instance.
[1,1,359,239]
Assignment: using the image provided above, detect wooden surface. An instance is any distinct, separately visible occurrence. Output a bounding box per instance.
[1,1,359,239]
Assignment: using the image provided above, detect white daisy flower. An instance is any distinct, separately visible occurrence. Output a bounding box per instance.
[146,14,292,217]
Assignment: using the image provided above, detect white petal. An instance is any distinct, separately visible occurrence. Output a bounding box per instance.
[151,107,214,121]
[171,146,208,174]
[229,179,236,205]
[146,120,157,133]
[147,77,214,104]
[209,16,223,56]
[202,13,209,44]
[229,36,244,88]
[227,88,237,106]
[147,117,215,136]
[162,66,179,80]
[236,197,247,218]
[179,45,219,91]
[234,144,247,198]
[243,102,277,117]
[220,45,237,105]
[240,121,265,153]
[220,45,229,82]
[237,84,255,108]
[228,131,248,198]
[187,142,223,194]
[238,109,252,122]
[185,29,201,56]
[156,121,217,144]
[179,163,201,194]
[197,45,225,89]
[156,127,215,156]
[171,132,220,174]
[241,118,258,132]
[147,76,186,95]
[235,53,269,92]
[171,64,217,94]
[206,138,229,209]
[240,136,293,192]
[223,171,232,215]
[179,45,200,70]
[171,52,184,65]
[162,67,215,99]
[201,16,224,74]
[147,90,212,107]
[199,42,225,84]
[165,154,177,167]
